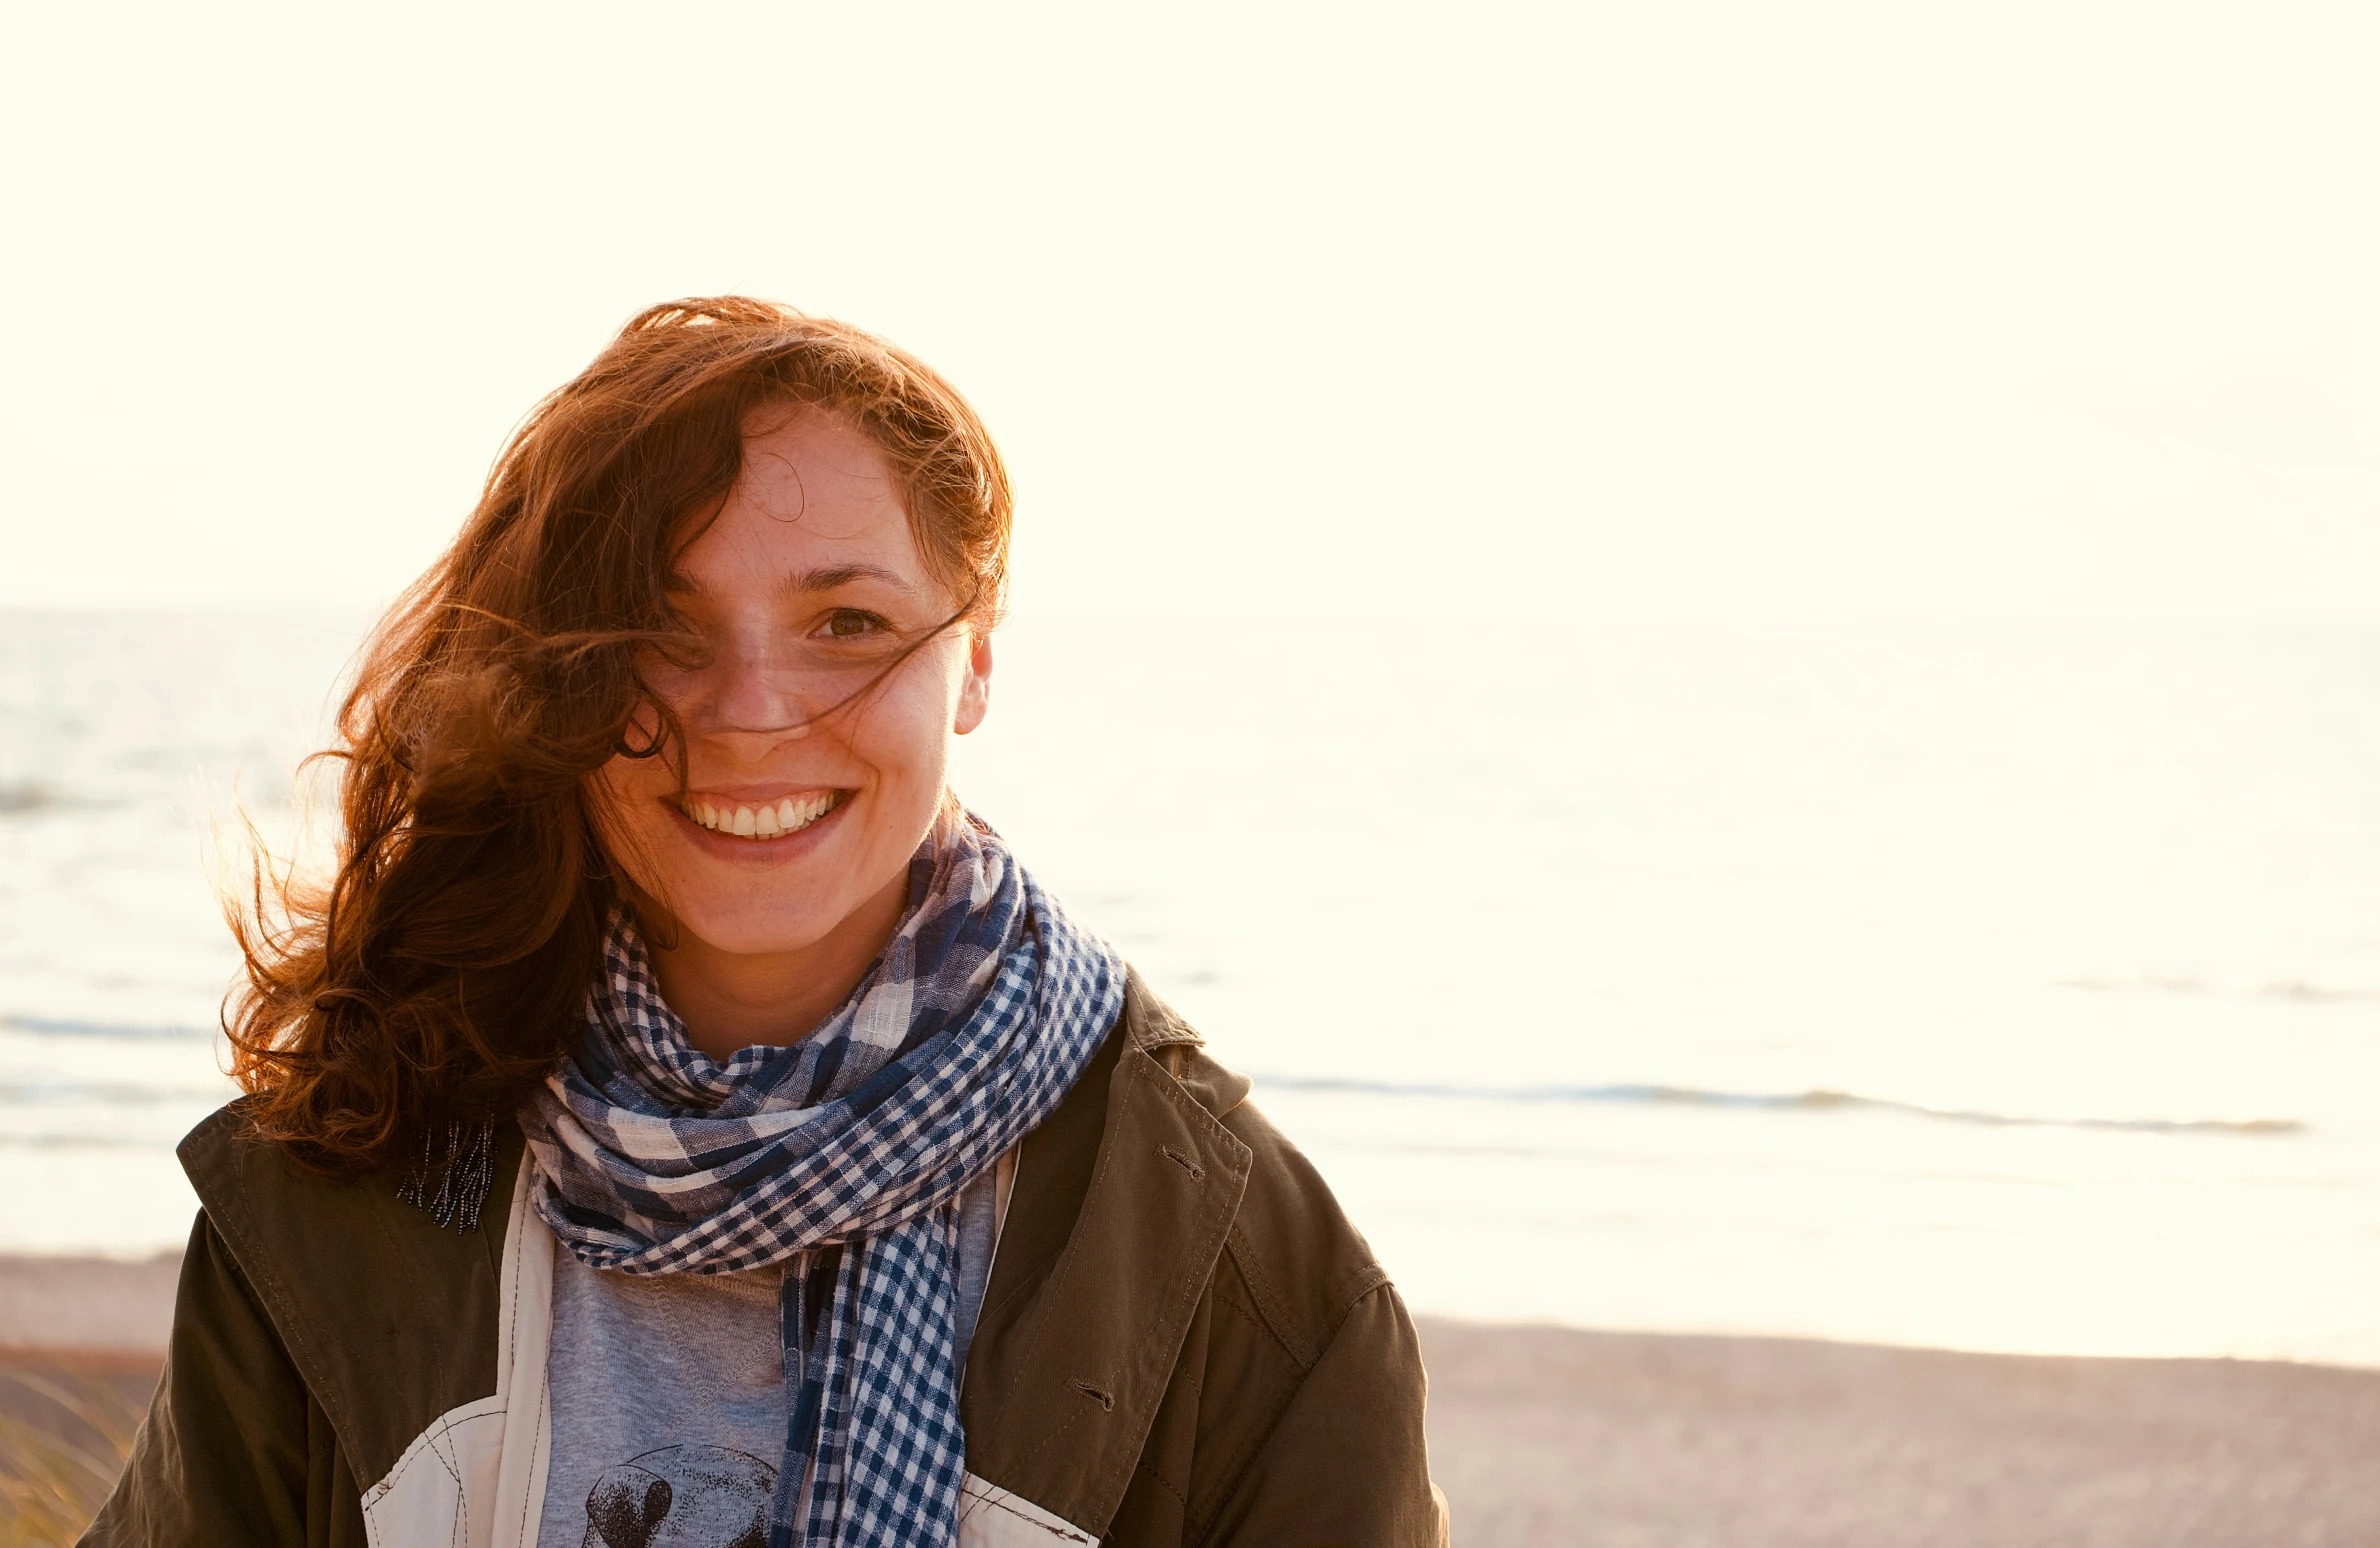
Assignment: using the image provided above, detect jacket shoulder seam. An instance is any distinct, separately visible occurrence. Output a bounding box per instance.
[1221,1224,1318,1373]
[1185,1278,1412,1548]
[1211,1275,1304,1375]
[1218,1220,1387,1375]
[1180,1293,1304,1546]
[1335,1262,1395,1324]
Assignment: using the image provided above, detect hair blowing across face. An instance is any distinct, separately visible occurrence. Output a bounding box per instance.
[224,298,1013,1172]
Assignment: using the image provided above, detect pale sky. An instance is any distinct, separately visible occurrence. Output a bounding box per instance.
[2,1,2373,623]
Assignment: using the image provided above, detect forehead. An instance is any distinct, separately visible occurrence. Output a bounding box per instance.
[671,408,927,593]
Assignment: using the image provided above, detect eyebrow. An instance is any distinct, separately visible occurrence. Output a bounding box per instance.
[665,563,919,599]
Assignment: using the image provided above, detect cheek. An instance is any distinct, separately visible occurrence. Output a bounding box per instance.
[849,671,960,794]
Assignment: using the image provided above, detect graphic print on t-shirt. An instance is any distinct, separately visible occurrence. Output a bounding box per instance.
[540,1154,1017,1546]
[581,1444,777,1548]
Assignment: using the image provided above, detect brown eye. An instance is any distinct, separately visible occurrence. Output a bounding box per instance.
[823,609,880,638]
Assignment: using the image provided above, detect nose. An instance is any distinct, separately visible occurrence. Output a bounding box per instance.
[700,628,816,740]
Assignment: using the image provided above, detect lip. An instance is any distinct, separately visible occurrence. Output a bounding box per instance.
[681,784,844,806]
[669,787,854,861]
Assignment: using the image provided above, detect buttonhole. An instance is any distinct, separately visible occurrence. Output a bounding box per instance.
[1070,1379,1116,1412]
[1160,1146,1206,1181]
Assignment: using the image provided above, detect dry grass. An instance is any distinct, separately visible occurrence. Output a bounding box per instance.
[0,1364,143,1547]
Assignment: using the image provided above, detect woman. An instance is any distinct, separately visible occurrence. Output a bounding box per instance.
[89,299,1446,1548]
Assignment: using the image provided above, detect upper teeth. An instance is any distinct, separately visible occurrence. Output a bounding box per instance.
[681,792,837,838]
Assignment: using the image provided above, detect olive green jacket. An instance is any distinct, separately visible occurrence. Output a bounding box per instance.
[85,974,1448,1546]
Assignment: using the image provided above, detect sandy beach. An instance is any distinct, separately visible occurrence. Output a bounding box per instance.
[4,1254,2375,1545]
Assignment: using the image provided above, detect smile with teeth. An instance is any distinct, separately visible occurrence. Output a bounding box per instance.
[679,791,842,840]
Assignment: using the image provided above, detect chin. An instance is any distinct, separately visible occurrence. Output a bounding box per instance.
[675,902,846,958]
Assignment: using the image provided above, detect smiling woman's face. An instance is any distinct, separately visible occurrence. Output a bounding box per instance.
[587,406,990,977]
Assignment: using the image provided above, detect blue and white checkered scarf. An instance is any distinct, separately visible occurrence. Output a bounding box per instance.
[520,811,1124,1546]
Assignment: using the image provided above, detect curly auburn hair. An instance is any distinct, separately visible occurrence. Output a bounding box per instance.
[224,298,1013,1172]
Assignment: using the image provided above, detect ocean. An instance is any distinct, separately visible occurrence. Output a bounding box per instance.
[3,609,2374,1365]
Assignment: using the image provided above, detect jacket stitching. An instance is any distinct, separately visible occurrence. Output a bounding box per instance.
[508,1190,543,1548]
[1222,1226,1313,1373]
[501,1180,528,1395]
[1186,1282,1397,1548]
[985,1051,1126,1440]
[974,1488,1097,1543]
[995,1046,1140,1473]
[1130,1453,1191,1512]
[1178,1292,1301,1540]
[1141,1047,1245,1131]
[999,1044,1247,1517]
[976,1253,1057,1339]
[1209,1280,1301,1373]
[989,1107,1119,1406]
[449,1432,466,1548]
[1121,971,1202,1052]
[367,1405,471,1546]
[513,1356,547,1548]
[1083,1055,1248,1510]
[393,1411,468,1493]
[1009,1401,1094,1487]
[194,1109,519,1498]
[208,1127,363,1482]
[1333,1262,1394,1324]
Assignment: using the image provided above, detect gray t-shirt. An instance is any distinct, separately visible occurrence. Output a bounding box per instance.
[539,1152,1013,1548]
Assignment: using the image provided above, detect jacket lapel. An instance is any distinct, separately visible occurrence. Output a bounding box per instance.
[960,973,1253,1539]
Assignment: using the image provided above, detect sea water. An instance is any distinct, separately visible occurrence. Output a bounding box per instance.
[3,610,2375,1365]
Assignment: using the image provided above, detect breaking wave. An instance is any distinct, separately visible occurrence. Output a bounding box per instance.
[1248,1074,2304,1136]
[1,1013,214,1040]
